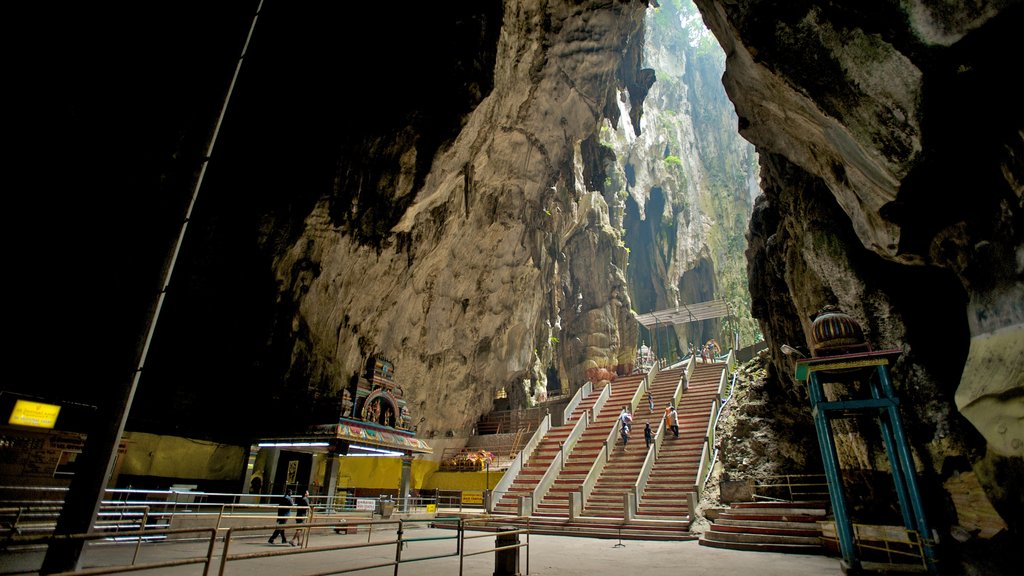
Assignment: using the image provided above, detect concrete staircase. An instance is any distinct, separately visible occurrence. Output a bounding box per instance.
[580,367,684,520]
[490,388,606,515]
[480,361,733,541]
[534,373,646,517]
[699,500,828,554]
[635,363,723,521]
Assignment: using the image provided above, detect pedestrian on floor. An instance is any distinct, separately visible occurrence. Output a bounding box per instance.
[647,391,654,413]
[268,489,294,544]
[667,405,679,438]
[644,421,653,449]
[289,489,310,546]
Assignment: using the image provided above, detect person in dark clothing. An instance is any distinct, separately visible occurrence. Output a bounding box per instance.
[644,421,653,449]
[268,489,294,544]
[290,490,311,546]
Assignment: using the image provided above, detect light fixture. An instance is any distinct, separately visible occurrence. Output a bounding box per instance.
[347,445,405,457]
[780,344,806,359]
[257,441,331,448]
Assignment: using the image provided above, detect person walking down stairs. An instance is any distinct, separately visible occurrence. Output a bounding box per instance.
[619,406,633,449]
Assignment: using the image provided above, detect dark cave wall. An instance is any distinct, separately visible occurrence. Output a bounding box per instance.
[131,0,505,440]
[747,148,983,501]
[695,4,1022,560]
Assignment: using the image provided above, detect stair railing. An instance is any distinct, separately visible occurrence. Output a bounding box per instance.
[488,411,551,512]
[694,361,734,496]
[589,381,611,422]
[692,400,719,496]
[531,406,589,508]
[628,375,646,413]
[700,371,738,491]
[644,361,661,395]
[672,369,685,409]
[563,380,593,424]
[715,355,731,399]
[631,417,666,515]
[578,408,622,507]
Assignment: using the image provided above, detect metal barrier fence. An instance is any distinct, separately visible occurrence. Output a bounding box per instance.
[752,474,830,502]
[1,516,529,576]
[1,486,529,576]
[1,486,488,540]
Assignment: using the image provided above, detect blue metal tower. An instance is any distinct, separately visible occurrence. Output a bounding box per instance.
[794,349,938,574]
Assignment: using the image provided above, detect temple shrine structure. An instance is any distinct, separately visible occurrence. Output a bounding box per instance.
[247,355,432,507]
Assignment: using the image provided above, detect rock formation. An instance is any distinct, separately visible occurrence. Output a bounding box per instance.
[695,0,1022,568]
[12,1,1019,571]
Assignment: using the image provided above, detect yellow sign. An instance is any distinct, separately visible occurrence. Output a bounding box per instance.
[426,504,437,513]
[8,400,60,429]
[461,491,483,505]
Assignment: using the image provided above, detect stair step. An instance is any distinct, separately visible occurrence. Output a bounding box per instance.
[704,529,821,546]
[731,500,830,510]
[719,507,826,518]
[700,533,825,554]
[712,522,820,537]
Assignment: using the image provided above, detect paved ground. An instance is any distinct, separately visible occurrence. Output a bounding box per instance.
[2,525,843,575]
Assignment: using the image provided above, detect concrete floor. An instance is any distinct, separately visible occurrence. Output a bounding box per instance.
[2,525,843,575]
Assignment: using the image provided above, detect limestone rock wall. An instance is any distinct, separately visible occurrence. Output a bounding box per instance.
[266,1,650,439]
[600,0,761,359]
[695,0,1022,562]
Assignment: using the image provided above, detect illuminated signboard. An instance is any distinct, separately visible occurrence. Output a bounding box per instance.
[8,399,61,429]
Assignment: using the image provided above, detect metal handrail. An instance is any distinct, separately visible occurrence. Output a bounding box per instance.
[702,371,738,489]
[692,399,719,496]
[5,525,220,576]
[752,473,830,502]
[695,355,735,494]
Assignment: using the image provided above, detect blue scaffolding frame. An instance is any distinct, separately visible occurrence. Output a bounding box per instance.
[794,349,938,574]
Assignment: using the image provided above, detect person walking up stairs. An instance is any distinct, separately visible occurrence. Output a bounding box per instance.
[664,404,679,438]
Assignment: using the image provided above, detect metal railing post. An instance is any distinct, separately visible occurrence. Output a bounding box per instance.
[131,505,150,565]
[394,519,404,576]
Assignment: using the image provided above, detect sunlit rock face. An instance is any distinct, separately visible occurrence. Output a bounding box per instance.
[253,1,650,438]
[695,0,1022,566]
